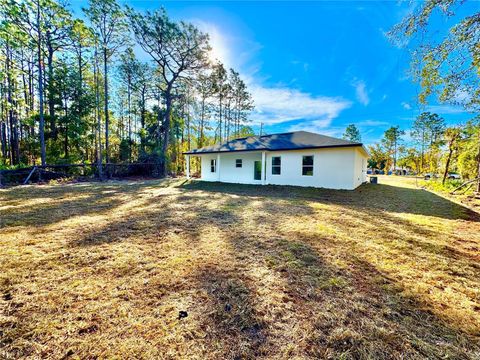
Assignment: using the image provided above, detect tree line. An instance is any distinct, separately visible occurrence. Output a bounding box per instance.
[340,116,479,190]
[366,113,479,186]
[366,0,480,192]
[0,0,254,177]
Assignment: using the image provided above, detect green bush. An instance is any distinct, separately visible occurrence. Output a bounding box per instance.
[421,178,466,193]
[0,163,29,171]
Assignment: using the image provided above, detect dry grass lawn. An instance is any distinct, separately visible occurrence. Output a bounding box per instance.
[1,176,480,359]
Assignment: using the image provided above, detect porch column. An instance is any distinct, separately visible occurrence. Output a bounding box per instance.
[217,153,221,181]
[261,151,266,185]
[186,155,190,179]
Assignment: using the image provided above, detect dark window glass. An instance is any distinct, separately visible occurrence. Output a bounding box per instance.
[211,159,216,173]
[303,155,314,166]
[272,156,281,175]
[236,159,242,168]
[302,167,313,176]
[302,156,313,176]
[254,161,262,180]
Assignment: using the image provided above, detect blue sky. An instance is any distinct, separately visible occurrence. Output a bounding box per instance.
[72,1,476,145]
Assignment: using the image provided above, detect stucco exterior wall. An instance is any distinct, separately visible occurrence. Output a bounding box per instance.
[265,148,355,189]
[353,148,367,188]
[200,152,263,184]
[197,147,368,190]
[200,154,218,182]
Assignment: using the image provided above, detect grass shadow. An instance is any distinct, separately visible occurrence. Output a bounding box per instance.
[193,266,269,358]
[2,178,479,358]
[179,180,480,222]
[223,218,480,358]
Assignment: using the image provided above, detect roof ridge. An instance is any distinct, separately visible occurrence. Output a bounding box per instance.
[183,130,364,155]
[259,131,298,138]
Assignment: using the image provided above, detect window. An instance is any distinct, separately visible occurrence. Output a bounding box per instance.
[272,156,281,175]
[236,159,242,168]
[210,159,216,173]
[302,156,314,176]
[254,161,262,180]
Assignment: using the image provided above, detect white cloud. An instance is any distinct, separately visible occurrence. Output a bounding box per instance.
[401,102,411,110]
[453,89,470,103]
[426,105,469,114]
[351,79,370,106]
[250,85,351,127]
[356,119,390,127]
[193,20,352,130]
[289,122,343,135]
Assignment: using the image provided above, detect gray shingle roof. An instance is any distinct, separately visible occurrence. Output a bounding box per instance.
[184,131,364,155]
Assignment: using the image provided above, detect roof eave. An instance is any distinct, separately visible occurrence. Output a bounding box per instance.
[183,148,268,155]
[183,143,365,155]
[358,145,370,157]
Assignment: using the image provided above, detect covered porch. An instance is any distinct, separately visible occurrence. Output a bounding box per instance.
[185,151,267,185]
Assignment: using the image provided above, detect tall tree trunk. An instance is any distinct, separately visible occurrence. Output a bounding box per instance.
[140,87,146,153]
[103,45,110,166]
[199,97,205,148]
[37,0,46,166]
[64,125,69,158]
[30,59,34,113]
[64,94,69,159]
[21,53,29,119]
[420,129,425,173]
[226,102,231,140]
[176,119,181,172]
[1,81,8,163]
[77,46,85,162]
[0,121,7,161]
[6,39,19,165]
[127,77,132,158]
[94,46,103,179]
[218,95,222,143]
[442,148,453,185]
[393,140,397,171]
[161,86,173,177]
[47,46,56,138]
[78,47,83,90]
[28,58,35,119]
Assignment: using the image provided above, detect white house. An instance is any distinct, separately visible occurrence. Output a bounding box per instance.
[184,131,369,190]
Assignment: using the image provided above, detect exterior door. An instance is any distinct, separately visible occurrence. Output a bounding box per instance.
[254,161,261,180]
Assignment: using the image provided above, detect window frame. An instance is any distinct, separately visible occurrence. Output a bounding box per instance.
[235,159,242,168]
[302,155,314,176]
[210,159,216,173]
[271,156,281,175]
